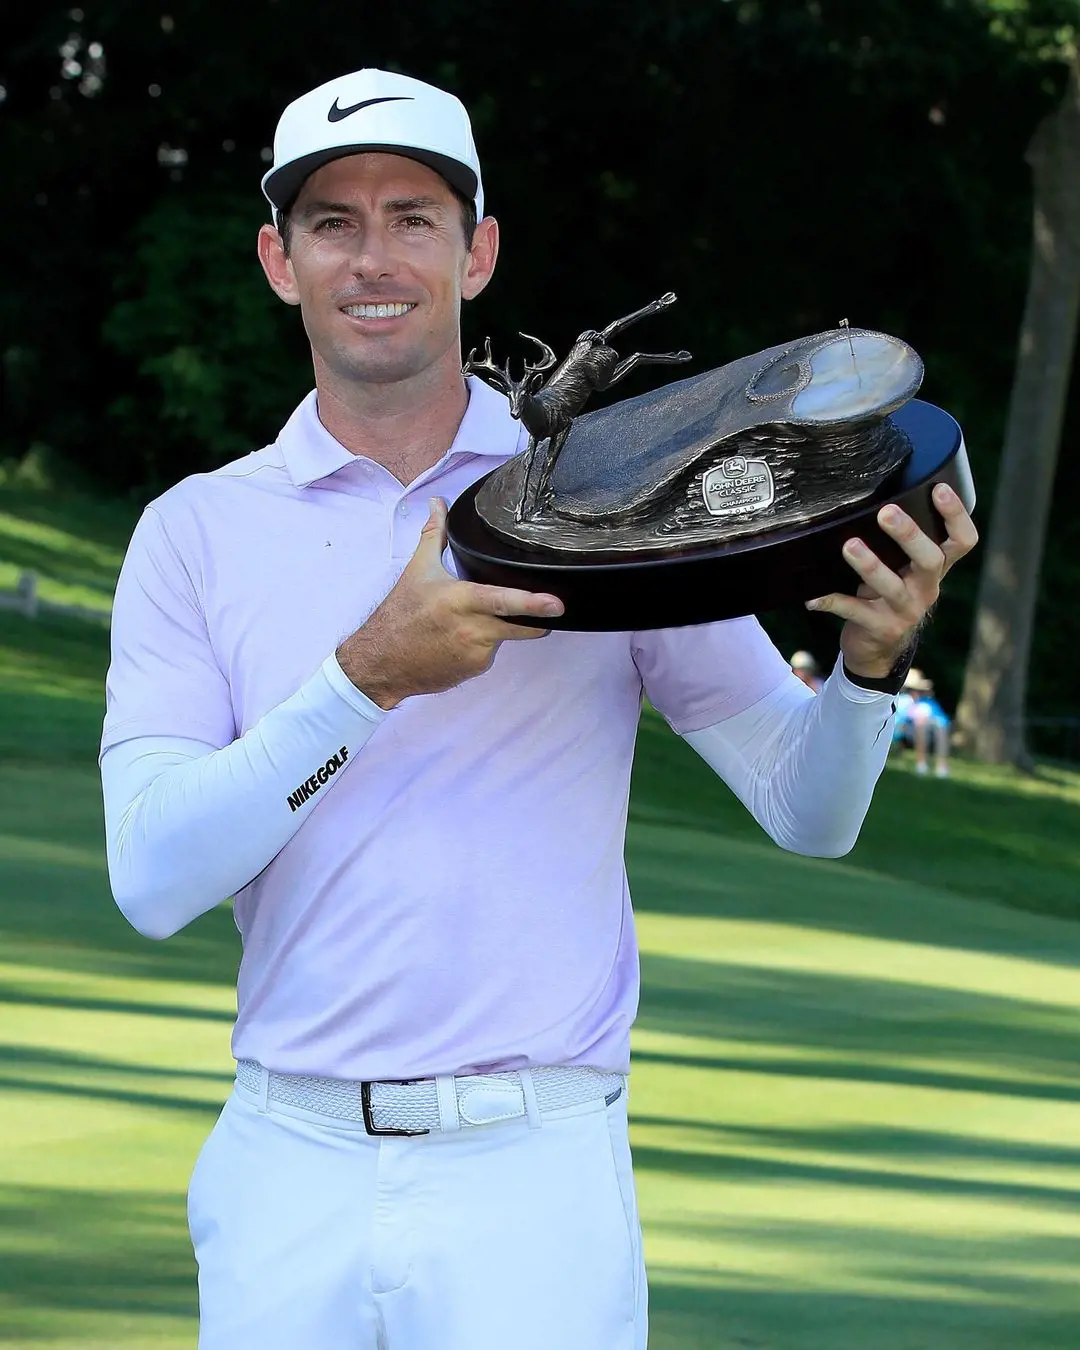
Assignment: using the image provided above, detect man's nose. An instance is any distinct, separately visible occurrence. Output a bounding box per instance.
[350,224,396,277]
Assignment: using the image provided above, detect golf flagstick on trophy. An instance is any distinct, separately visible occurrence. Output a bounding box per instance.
[446,295,976,631]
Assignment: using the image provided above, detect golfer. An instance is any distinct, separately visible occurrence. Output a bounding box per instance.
[100,68,977,1350]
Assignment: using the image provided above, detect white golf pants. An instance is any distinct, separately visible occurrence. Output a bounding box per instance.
[188,1077,648,1348]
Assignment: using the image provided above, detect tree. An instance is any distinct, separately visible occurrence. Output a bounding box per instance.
[955,52,1080,767]
[3,0,1079,721]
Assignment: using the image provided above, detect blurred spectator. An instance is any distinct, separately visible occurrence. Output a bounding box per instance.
[790,650,824,693]
[893,668,951,777]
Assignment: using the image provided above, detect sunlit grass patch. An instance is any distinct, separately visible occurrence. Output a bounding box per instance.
[0,483,137,617]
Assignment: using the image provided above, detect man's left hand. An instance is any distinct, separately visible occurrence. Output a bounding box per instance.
[805,482,979,679]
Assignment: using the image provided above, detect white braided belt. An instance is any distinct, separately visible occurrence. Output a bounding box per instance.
[234,1060,625,1135]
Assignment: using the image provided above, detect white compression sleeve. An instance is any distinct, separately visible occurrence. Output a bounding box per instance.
[100,654,385,939]
[681,656,896,857]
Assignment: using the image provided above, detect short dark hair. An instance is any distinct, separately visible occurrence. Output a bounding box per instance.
[277,183,477,256]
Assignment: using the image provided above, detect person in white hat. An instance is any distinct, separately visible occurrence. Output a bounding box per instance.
[99,68,978,1349]
[894,667,952,776]
[790,650,824,693]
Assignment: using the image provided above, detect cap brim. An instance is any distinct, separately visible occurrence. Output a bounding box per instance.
[263,144,479,213]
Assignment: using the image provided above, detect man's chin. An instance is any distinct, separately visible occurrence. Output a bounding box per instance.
[326,346,434,388]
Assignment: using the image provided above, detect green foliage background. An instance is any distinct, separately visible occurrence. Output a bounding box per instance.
[3,0,1079,716]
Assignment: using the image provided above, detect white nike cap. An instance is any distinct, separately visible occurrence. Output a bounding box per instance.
[261,68,484,220]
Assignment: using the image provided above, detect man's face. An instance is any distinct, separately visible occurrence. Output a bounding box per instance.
[258,153,497,388]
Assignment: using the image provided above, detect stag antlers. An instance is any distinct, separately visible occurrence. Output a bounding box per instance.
[463,334,557,397]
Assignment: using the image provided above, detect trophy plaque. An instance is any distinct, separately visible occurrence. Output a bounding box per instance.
[447,295,975,631]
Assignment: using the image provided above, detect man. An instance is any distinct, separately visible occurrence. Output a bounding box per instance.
[99,68,977,1350]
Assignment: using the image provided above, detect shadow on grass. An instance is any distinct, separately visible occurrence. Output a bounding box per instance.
[0,1073,226,1117]
[629,1136,1080,1208]
[0,886,243,987]
[629,707,1080,929]
[0,530,118,603]
[631,1116,1080,1173]
[0,987,235,1023]
[0,481,140,550]
[0,1184,197,1325]
[638,953,1080,1091]
[0,764,242,987]
[2,1074,224,1117]
[634,1046,1080,1107]
[627,818,1080,974]
[647,1259,1080,1350]
[0,1045,231,1115]
[0,1043,233,1083]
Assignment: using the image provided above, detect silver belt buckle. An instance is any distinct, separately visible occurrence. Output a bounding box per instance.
[360,1080,430,1137]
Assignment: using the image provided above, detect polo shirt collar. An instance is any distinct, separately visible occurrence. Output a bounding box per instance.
[278,377,519,489]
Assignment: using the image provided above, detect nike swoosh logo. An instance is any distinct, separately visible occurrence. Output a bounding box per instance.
[327,95,413,123]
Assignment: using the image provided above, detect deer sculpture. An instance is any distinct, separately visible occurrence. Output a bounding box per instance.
[464,293,692,521]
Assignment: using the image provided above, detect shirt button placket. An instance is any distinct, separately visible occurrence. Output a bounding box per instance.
[391,497,412,562]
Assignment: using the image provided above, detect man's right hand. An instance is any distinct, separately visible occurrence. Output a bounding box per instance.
[335,498,565,710]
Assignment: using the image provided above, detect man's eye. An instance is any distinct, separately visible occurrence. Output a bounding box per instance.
[314,217,349,233]
[400,215,433,229]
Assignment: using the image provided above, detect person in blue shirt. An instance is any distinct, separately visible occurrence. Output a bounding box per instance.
[893,668,951,777]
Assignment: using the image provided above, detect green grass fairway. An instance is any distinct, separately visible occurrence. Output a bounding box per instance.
[3,737,1080,1347]
[2,480,1080,1347]
[0,476,136,620]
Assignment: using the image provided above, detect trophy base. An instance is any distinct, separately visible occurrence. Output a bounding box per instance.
[446,400,974,632]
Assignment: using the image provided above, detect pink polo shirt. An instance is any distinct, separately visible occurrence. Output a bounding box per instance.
[101,378,789,1079]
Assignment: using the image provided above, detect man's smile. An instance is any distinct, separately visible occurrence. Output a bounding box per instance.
[341,302,418,322]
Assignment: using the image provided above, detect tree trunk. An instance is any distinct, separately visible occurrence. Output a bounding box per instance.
[955,59,1080,767]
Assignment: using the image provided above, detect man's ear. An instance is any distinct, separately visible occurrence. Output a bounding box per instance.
[461,216,499,302]
[257,223,301,306]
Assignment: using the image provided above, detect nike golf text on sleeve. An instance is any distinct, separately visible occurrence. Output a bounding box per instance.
[101,377,876,1082]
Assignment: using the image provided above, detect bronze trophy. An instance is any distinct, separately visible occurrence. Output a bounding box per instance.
[447,295,975,630]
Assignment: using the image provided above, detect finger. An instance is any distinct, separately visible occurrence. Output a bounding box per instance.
[806,564,921,630]
[466,583,564,621]
[837,537,920,614]
[875,504,946,575]
[805,590,893,626]
[489,620,553,641]
[411,498,450,572]
[931,483,979,573]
